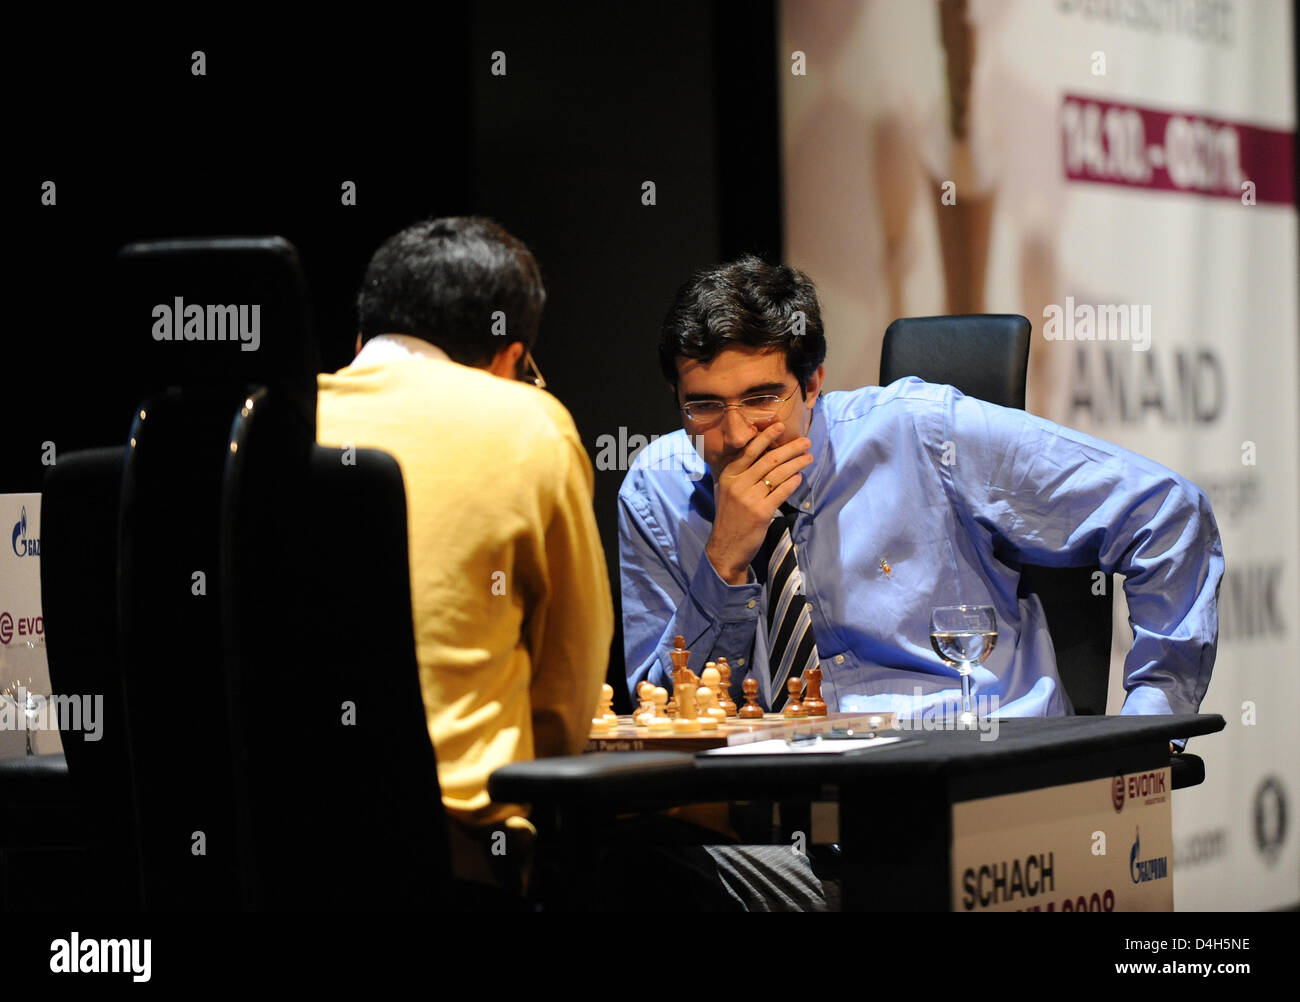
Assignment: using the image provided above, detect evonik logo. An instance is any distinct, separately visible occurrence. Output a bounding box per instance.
[0,610,42,645]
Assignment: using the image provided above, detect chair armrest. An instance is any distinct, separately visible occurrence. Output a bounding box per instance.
[1170,753,1205,791]
[0,753,71,805]
[489,752,694,806]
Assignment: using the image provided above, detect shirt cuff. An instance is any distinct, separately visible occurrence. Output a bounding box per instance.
[1119,684,1187,751]
[689,550,762,622]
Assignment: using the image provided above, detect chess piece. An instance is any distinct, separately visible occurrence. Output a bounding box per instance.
[591,715,611,735]
[700,664,724,721]
[598,682,619,725]
[802,666,827,716]
[696,686,720,730]
[634,681,656,726]
[669,635,690,669]
[738,677,764,719]
[716,658,738,716]
[673,679,702,733]
[783,676,807,717]
[666,635,691,718]
[648,686,672,732]
[698,680,727,726]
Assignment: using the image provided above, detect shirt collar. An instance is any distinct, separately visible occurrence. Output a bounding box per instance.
[351,333,451,367]
[787,398,828,515]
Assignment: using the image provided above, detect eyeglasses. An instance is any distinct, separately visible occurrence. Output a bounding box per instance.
[680,386,799,427]
[519,349,546,389]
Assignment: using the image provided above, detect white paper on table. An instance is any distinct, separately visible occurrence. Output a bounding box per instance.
[699,736,905,756]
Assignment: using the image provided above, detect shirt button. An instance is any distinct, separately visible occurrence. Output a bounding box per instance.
[806,602,814,612]
[737,658,746,666]
[746,599,756,609]
[834,654,845,665]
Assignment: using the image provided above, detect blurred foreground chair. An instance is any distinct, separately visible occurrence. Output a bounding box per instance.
[110,236,317,907]
[41,447,138,907]
[43,236,470,908]
[220,387,454,907]
[42,237,310,907]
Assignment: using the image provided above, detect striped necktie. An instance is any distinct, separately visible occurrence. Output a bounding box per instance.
[752,504,819,712]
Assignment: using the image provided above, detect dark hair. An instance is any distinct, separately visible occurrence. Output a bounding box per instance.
[356,217,545,366]
[658,254,827,393]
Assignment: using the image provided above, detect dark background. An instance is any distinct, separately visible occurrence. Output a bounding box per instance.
[8,2,782,706]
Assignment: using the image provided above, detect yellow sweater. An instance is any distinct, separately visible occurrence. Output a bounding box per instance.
[318,350,612,827]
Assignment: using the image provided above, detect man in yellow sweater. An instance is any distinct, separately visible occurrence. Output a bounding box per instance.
[317,217,613,886]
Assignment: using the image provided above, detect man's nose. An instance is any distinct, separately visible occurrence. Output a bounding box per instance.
[720,408,757,450]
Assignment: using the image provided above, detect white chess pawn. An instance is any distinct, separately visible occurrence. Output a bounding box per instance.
[672,681,702,733]
[696,686,721,730]
[648,686,673,732]
[634,681,656,726]
[599,682,619,726]
[700,665,725,720]
[699,679,727,725]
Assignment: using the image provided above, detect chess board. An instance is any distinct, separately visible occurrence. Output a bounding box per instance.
[585,712,898,752]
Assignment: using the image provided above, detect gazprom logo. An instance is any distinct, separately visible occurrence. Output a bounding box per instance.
[11,507,39,558]
[1130,827,1169,884]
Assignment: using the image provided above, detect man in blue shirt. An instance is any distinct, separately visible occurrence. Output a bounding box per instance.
[619,256,1222,734]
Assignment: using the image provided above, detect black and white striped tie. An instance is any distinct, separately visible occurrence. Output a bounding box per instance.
[752,504,819,712]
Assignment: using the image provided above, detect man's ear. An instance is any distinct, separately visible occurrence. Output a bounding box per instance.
[487,340,526,379]
[354,332,363,358]
[803,364,826,408]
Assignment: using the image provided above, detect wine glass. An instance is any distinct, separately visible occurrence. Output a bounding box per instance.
[930,606,997,728]
[1,671,38,756]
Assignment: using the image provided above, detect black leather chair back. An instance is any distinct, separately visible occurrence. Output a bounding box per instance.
[220,389,451,907]
[116,237,319,428]
[112,237,319,907]
[882,314,1030,410]
[880,314,1112,715]
[40,447,140,907]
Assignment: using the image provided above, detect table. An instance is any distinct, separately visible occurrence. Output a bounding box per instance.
[488,713,1225,910]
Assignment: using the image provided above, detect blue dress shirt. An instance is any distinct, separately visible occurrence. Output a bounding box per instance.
[618,378,1222,722]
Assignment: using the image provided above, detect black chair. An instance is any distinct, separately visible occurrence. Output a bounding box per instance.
[220,387,453,908]
[40,234,494,910]
[0,755,92,908]
[881,313,1031,411]
[40,237,320,907]
[880,314,1111,716]
[110,237,319,907]
[40,447,139,908]
[880,313,1200,785]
